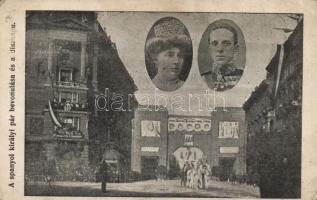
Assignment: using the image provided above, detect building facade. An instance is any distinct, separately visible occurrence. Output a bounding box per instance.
[243,19,302,198]
[131,107,246,180]
[25,11,137,182]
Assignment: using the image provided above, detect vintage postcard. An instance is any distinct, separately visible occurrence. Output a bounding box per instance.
[0,0,316,199]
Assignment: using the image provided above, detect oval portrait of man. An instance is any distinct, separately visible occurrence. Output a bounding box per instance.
[145,17,193,92]
[198,19,246,92]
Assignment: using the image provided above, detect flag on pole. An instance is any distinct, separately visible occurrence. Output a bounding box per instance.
[274,44,284,98]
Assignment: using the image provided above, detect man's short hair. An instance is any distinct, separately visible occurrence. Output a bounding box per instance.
[208,23,238,45]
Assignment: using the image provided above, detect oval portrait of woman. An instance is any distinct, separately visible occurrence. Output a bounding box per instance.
[145,17,193,92]
[198,19,246,92]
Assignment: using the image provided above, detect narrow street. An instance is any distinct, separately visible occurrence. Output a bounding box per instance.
[22,11,303,199]
[26,179,260,198]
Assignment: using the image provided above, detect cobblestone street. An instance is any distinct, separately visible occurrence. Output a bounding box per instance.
[26,179,260,198]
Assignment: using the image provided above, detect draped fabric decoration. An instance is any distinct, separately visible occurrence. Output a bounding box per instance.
[168,117,211,133]
[48,100,62,128]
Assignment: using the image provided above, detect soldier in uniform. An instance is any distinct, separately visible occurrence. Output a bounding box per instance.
[99,160,108,193]
[202,23,243,91]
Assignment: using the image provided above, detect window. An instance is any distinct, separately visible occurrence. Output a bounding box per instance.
[58,50,70,66]
[59,69,72,82]
[60,92,72,103]
[72,93,79,103]
[269,120,274,131]
[63,117,73,127]
[29,117,44,135]
[59,92,79,103]
[73,117,80,130]
[62,116,80,130]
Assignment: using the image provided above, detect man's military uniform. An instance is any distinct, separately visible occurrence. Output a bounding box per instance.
[99,161,108,193]
[203,63,243,91]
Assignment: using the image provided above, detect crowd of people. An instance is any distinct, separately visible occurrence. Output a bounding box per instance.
[48,98,88,112]
[25,159,96,184]
[53,127,84,139]
[180,160,212,190]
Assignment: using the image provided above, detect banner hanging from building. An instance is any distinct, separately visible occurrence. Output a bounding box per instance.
[168,117,211,133]
[173,147,204,168]
[141,120,161,137]
[219,121,239,138]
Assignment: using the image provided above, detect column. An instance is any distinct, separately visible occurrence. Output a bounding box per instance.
[80,42,86,83]
[80,144,89,164]
[131,116,141,173]
[46,41,54,84]
[92,45,98,91]
[45,142,56,161]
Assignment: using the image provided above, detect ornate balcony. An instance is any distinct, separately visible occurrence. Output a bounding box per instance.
[45,101,89,113]
[54,81,88,90]
[53,127,85,141]
[44,81,88,90]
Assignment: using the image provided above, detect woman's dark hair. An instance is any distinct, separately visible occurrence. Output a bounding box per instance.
[145,35,192,79]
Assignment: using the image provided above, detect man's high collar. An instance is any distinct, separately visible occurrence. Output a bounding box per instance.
[212,62,236,74]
